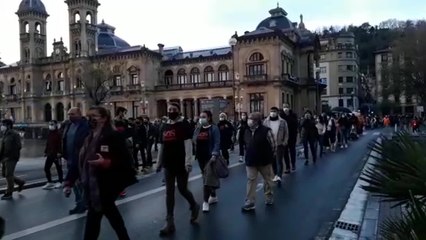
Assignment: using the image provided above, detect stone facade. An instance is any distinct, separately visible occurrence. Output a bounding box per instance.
[0,0,324,124]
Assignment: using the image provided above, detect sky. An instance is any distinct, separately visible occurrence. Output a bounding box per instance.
[0,0,426,64]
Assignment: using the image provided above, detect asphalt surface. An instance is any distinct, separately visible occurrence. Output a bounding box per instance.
[0,130,381,240]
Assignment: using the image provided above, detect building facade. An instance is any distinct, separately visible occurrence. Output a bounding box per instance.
[0,0,324,124]
[318,32,360,111]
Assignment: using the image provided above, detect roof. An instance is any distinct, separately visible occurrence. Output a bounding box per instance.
[162,46,231,61]
[17,0,48,16]
[97,20,130,50]
[256,6,294,31]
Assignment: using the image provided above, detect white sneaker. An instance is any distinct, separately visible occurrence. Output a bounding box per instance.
[345,144,348,148]
[276,176,282,182]
[208,196,218,204]
[272,175,279,182]
[54,182,63,189]
[42,183,55,190]
[202,202,210,212]
[239,156,244,163]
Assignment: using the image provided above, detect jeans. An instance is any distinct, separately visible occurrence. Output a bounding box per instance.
[73,183,86,210]
[284,140,297,170]
[2,161,25,194]
[272,145,285,176]
[342,128,349,145]
[303,138,317,162]
[164,169,197,217]
[245,165,273,204]
[84,193,130,240]
[44,155,63,183]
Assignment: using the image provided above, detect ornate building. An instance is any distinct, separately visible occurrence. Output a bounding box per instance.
[0,0,324,124]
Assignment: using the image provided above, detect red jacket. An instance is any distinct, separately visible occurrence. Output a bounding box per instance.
[45,130,62,156]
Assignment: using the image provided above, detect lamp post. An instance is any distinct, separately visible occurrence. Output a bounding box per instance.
[338,83,343,107]
[229,33,238,122]
[351,91,355,111]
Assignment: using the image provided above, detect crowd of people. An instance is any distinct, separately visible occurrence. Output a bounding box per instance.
[1,101,424,239]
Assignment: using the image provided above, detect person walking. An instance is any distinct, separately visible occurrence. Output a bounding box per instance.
[42,120,64,190]
[193,110,221,213]
[132,117,147,171]
[217,113,234,165]
[142,116,156,173]
[301,110,318,165]
[237,112,248,163]
[0,119,25,200]
[315,115,327,158]
[155,102,200,236]
[64,106,137,240]
[280,104,298,172]
[263,107,288,183]
[241,112,276,212]
[62,107,90,214]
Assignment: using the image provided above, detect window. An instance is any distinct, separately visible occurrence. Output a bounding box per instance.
[113,75,122,86]
[338,99,344,107]
[338,65,345,71]
[35,22,41,34]
[249,93,264,114]
[320,54,325,60]
[249,52,264,62]
[190,68,200,83]
[204,66,214,82]
[347,99,353,108]
[381,54,388,62]
[337,43,343,49]
[57,72,64,79]
[346,65,354,71]
[338,88,344,94]
[247,65,265,76]
[346,76,354,83]
[58,80,64,91]
[75,77,83,88]
[25,82,31,92]
[45,81,52,91]
[218,65,229,81]
[320,67,327,73]
[347,88,354,94]
[338,52,342,58]
[177,69,187,85]
[346,52,353,58]
[131,74,139,85]
[338,77,343,83]
[164,70,173,85]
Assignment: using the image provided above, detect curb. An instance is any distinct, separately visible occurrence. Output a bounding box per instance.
[328,136,383,239]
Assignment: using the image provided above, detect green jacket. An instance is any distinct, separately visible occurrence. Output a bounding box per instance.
[0,129,22,162]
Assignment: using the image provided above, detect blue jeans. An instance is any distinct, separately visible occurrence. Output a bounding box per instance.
[73,183,86,209]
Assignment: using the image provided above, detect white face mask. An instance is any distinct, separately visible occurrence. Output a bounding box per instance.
[0,126,7,132]
[219,117,225,121]
[247,119,255,128]
[49,126,56,130]
[270,112,278,118]
[199,118,208,126]
[283,108,290,114]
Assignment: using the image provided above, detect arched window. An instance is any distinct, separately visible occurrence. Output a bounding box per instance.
[86,12,92,24]
[75,76,83,89]
[44,103,52,122]
[177,69,187,85]
[218,65,229,81]
[74,12,81,23]
[24,22,29,33]
[45,74,52,91]
[9,78,16,95]
[204,66,214,82]
[25,81,31,92]
[24,49,30,62]
[249,52,264,62]
[57,72,64,79]
[164,70,173,85]
[247,52,266,76]
[190,68,200,83]
[35,22,41,34]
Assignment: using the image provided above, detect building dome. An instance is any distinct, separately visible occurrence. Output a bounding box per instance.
[256,6,294,31]
[97,20,130,50]
[17,0,48,16]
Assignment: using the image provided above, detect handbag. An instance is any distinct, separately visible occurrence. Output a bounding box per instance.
[215,155,229,178]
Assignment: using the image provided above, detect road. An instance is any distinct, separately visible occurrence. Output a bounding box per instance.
[0,130,381,240]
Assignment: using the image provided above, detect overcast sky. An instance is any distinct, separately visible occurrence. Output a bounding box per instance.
[1,0,425,64]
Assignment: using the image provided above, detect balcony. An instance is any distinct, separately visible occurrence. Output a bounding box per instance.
[126,85,141,92]
[73,88,85,95]
[244,74,268,85]
[155,81,232,91]
[6,95,18,102]
[109,86,123,96]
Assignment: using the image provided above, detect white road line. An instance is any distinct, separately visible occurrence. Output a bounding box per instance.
[3,162,244,240]
[373,132,380,136]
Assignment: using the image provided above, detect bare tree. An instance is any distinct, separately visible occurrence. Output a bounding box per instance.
[81,61,114,106]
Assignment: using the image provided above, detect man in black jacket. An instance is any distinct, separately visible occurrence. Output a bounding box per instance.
[279,104,299,173]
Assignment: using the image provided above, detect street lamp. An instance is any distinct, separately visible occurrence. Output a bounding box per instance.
[229,32,238,122]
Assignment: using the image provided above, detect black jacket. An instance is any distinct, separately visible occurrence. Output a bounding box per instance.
[0,129,21,162]
[280,110,298,142]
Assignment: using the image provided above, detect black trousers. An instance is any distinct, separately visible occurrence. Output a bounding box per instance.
[143,141,153,167]
[164,169,197,217]
[133,144,143,167]
[284,140,297,170]
[239,142,245,156]
[44,155,63,183]
[84,194,130,240]
[303,138,317,162]
[220,147,229,164]
[198,157,216,202]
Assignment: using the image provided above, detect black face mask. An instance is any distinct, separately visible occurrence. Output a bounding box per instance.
[168,112,179,121]
[88,118,98,129]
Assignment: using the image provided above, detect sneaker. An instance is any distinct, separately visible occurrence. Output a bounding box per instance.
[1,193,12,200]
[54,182,63,189]
[275,176,281,182]
[241,202,255,212]
[265,198,274,205]
[119,191,127,198]
[272,175,279,182]
[208,196,218,204]
[284,170,291,174]
[239,156,244,163]
[42,183,55,190]
[202,202,210,212]
[291,167,296,172]
[345,144,348,148]
[17,181,25,192]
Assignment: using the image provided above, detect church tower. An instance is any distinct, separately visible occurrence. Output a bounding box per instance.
[65,0,100,57]
[16,0,49,64]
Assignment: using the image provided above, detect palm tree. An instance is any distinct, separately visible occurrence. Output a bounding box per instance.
[361,132,426,239]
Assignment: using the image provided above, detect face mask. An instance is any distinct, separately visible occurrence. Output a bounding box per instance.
[241,116,247,120]
[219,117,225,121]
[304,114,311,119]
[199,118,208,126]
[247,119,255,128]
[283,108,289,114]
[168,112,179,120]
[48,126,56,130]
[88,118,98,129]
[0,126,7,132]
[270,112,278,118]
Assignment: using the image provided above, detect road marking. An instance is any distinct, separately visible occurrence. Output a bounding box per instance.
[373,132,380,136]
[2,162,244,240]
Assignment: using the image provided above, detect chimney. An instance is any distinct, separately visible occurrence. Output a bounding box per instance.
[158,43,165,55]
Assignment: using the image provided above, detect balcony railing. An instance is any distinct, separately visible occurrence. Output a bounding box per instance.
[155,81,232,91]
[6,95,18,102]
[244,74,268,84]
[127,85,141,91]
